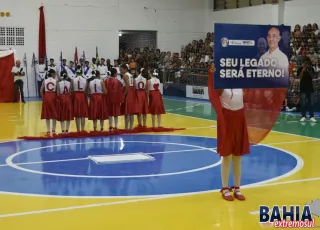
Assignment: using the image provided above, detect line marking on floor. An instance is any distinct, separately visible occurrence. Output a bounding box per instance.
[0,176,319,219]
[0,147,214,167]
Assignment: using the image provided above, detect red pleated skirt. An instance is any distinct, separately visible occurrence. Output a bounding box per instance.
[58,94,73,121]
[136,89,149,115]
[122,86,138,115]
[73,91,88,118]
[217,108,250,157]
[148,90,166,115]
[89,94,108,120]
[41,92,58,120]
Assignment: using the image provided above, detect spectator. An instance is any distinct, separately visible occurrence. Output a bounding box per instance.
[298,57,316,122]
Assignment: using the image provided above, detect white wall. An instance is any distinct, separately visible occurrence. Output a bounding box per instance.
[284,0,320,29]
[0,0,209,97]
[204,4,279,32]
[1,0,320,97]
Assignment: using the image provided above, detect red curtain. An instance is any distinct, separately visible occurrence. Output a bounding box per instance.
[39,6,46,58]
[207,65,286,147]
[0,54,15,102]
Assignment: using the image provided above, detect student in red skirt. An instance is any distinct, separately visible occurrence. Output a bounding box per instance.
[119,64,138,130]
[209,64,248,201]
[217,88,248,201]
[135,68,149,127]
[88,70,107,131]
[40,69,58,137]
[71,66,89,132]
[147,69,166,127]
[104,68,124,131]
[57,71,73,134]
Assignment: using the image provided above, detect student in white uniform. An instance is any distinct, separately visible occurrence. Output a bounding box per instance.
[98,58,109,80]
[36,56,46,97]
[67,61,76,80]
[83,60,92,82]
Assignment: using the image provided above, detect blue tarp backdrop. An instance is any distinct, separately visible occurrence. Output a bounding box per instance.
[214,23,291,89]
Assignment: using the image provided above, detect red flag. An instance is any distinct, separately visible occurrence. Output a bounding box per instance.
[74,47,78,65]
[208,64,286,148]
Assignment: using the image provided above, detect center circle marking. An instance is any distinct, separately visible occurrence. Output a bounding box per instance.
[5,141,221,178]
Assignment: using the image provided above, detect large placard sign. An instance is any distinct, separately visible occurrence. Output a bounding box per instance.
[213,23,291,89]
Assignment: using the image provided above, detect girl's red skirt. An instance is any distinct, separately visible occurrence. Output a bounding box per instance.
[89,93,108,120]
[217,108,250,157]
[58,94,73,121]
[41,92,58,120]
[148,90,165,115]
[121,86,138,115]
[73,91,88,118]
[136,89,149,115]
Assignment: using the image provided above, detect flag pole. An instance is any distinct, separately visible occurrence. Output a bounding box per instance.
[24,53,30,98]
[31,53,37,97]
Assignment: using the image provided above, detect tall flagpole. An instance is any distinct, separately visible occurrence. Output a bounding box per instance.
[24,53,30,98]
[31,53,37,97]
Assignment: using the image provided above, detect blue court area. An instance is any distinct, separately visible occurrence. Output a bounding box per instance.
[0,135,298,197]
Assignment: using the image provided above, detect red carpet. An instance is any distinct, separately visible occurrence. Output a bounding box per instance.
[17,126,185,140]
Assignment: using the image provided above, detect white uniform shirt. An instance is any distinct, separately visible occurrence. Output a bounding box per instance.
[48,64,57,72]
[98,65,109,80]
[89,79,103,94]
[259,48,289,77]
[58,80,71,94]
[148,77,161,91]
[36,63,46,81]
[72,76,87,92]
[11,66,25,82]
[67,66,76,79]
[83,66,92,80]
[122,73,134,87]
[220,89,244,111]
[44,77,57,92]
[135,75,146,90]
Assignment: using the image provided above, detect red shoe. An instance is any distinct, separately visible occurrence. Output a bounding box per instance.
[220,187,234,201]
[231,186,245,201]
[45,131,51,137]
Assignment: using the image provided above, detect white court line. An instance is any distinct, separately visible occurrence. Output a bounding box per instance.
[1,176,318,219]
[166,107,320,142]
[0,148,209,167]
[261,139,320,146]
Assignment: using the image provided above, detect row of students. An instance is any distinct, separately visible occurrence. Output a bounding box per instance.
[40,64,165,137]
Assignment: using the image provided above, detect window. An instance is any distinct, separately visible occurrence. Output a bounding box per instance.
[0,27,25,46]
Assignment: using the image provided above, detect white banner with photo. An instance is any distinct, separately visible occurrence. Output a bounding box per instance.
[186,85,209,100]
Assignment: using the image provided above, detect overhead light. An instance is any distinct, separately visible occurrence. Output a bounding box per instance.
[119,33,122,36]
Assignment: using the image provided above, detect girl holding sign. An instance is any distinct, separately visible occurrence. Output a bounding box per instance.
[208,64,248,201]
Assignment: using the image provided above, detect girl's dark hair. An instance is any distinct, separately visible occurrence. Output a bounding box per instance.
[120,63,129,70]
[63,73,68,80]
[141,68,148,78]
[110,68,118,77]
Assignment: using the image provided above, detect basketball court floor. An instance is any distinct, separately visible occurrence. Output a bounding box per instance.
[0,96,319,229]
